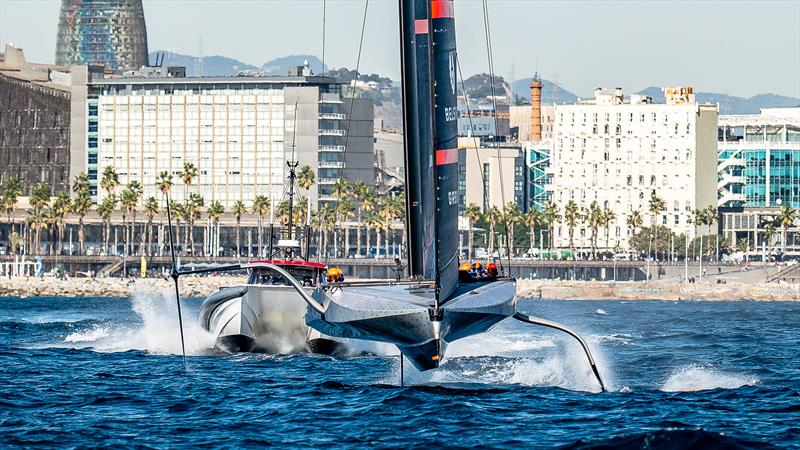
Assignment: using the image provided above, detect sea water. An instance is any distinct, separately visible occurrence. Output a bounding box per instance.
[1,288,798,448]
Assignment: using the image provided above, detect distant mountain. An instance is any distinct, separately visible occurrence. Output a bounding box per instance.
[637,87,800,115]
[150,51,259,77]
[512,78,579,105]
[260,55,326,76]
[149,52,327,77]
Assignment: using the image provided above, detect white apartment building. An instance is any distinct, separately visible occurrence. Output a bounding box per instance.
[96,87,291,207]
[549,87,718,252]
[87,69,374,209]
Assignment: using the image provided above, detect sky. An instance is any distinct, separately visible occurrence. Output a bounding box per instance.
[1,0,799,98]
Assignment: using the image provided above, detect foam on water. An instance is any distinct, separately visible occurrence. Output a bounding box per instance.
[396,327,611,393]
[595,308,608,315]
[661,364,759,392]
[61,285,215,355]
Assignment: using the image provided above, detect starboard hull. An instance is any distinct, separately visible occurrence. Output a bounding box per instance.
[306,280,517,370]
[199,285,344,354]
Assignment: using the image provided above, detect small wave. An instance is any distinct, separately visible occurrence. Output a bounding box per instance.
[595,309,608,315]
[64,325,110,343]
[592,333,633,346]
[661,365,758,392]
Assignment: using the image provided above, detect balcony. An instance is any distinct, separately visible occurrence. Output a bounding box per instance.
[319,161,344,169]
[318,177,338,184]
[320,113,346,120]
[717,172,745,190]
[319,129,345,137]
[318,194,337,202]
[319,145,345,152]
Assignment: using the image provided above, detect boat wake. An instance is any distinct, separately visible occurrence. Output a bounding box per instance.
[57,285,215,356]
[660,364,759,392]
[392,328,611,393]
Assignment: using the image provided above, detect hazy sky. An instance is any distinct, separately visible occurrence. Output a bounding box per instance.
[1,0,798,98]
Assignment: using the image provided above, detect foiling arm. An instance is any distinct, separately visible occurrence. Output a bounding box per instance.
[512,312,606,392]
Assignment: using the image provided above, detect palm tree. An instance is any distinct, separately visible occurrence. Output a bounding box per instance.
[542,201,560,251]
[763,223,778,259]
[338,197,356,257]
[184,193,204,255]
[586,201,603,260]
[464,202,482,259]
[97,195,116,256]
[487,206,502,256]
[28,183,52,255]
[563,200,580,256]
[180,162,198,202]
[525,209,543,255]
[101,166,120,197]
[72,173,92,255]
[382,195,404,257]
[297,165,316,193]
[332,179,350,257]
[156,171,174,256]
[648,191,666,261]
[602,208,616,253]
[143,197,159,256]
[252,195,270,257]
[2,176,22,239]
[503,202,521,257]
[207,200,224,257]
[775,204,797,257]
[352,180,369,257]
[313,204,336,258]
[691,208,706,262]
[51,192,71,255]
[626,210,643,241]
[231,200,247,258]
[128,181,143,255]
[119,187,138,259]
[169,201,184,254]
[704,205,719,261]
[360,189,377,257]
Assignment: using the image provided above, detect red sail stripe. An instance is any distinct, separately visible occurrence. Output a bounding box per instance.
[435,148,458,165]
[431,0,454,19]
[414,19,428,34]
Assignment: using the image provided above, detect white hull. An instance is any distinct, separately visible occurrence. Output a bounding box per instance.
[199,284,343,354]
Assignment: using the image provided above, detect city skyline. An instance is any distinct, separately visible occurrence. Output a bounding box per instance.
[0,0,797,98]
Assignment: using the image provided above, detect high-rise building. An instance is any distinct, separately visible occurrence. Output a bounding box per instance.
[549,87,718,252]
[56,0,149,73]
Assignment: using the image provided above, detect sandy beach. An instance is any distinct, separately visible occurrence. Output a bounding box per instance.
[0,275,797,301]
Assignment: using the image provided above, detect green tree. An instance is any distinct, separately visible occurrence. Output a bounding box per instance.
[51,192,71,255]
[231,200,247,258]
[180,162,198,201]
[143,197,159,256]
[648,191,666,261]
[503,202,521,256]
[524,209,543,254]
[775,204,797,256]
[97,195,116,256]
[207,200,224,257]
[626,210,643,242]
[28,183,52,255]
[119,187,138,258]
[602,208,616,253]
[352,180,369,257]
[563,200,580,255]
[486,206,502,255]
[542,201,561,251]
[464,202,483,259]
[183,193,204,255]
[156,171,174,256]
[585,201,603,260]
[72,173,92,255]
[297,165,316,193]
[100,166,120,197]
[252,195,270,257]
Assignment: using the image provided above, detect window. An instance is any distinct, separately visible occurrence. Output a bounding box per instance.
[627,176,632,186]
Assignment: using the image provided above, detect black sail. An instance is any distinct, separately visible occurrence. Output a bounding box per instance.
[400,0,436,280]
[429,0,460,301]
[400,0,459,300]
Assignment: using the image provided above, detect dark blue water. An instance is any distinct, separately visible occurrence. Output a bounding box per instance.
[1,292,798,448]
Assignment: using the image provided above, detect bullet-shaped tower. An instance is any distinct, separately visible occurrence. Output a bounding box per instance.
[55,0,149,73]
[529,74,542,141]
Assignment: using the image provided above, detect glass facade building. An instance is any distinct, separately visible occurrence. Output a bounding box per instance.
[56,0,149,73]
[718,113,800,209]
